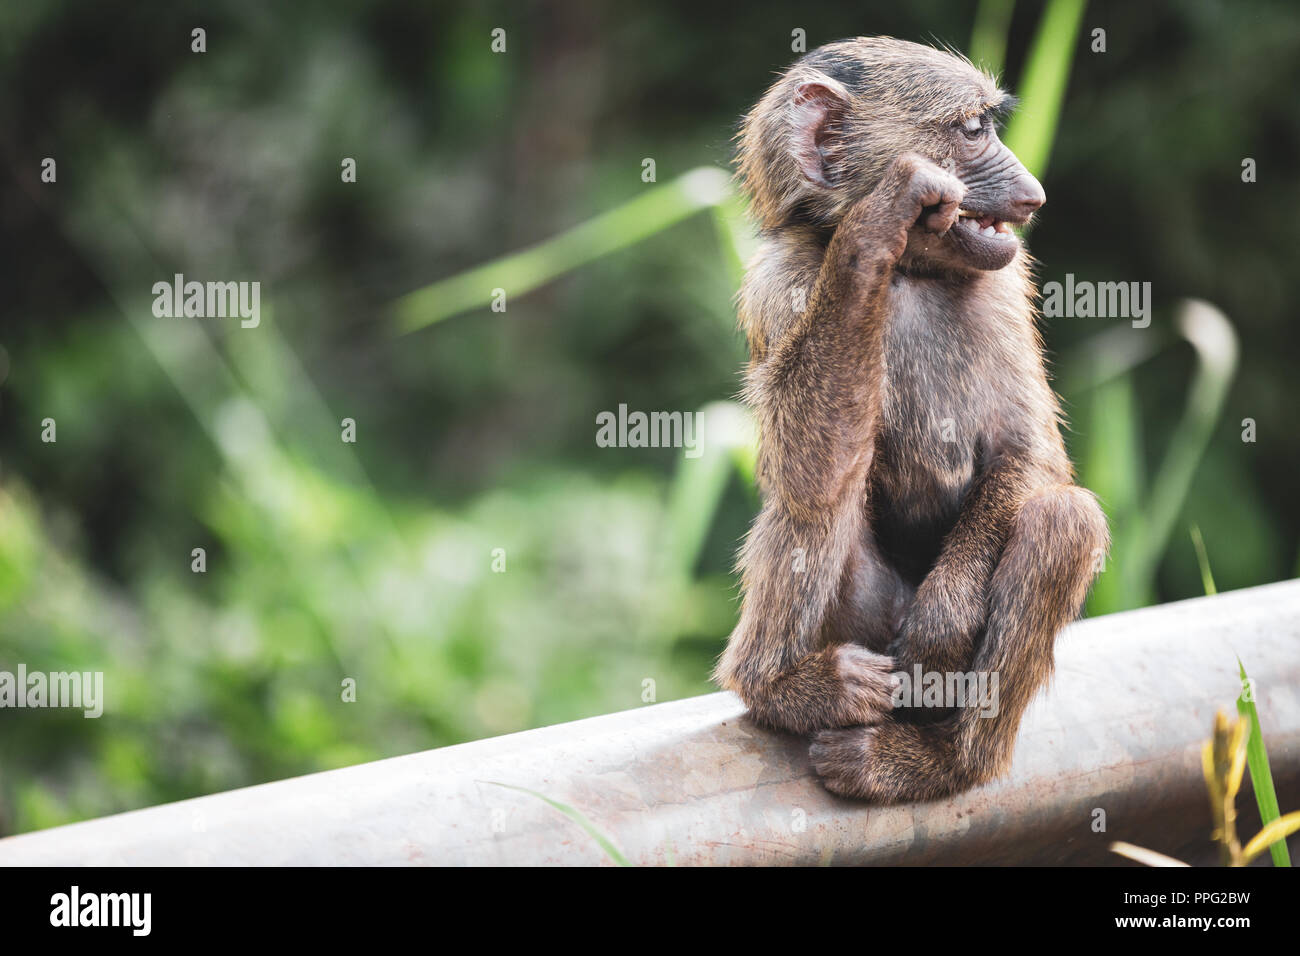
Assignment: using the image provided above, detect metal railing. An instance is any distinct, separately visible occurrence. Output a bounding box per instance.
[3,581,1298,865]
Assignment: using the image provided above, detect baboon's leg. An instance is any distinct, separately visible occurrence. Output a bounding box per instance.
[887,460,1028,678]
[719,506,910,735]
[810,485,1108,801]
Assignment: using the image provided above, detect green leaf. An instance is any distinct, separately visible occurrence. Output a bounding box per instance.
[1002,0,1088,179]
[395,167,733,333]
[1134,302,1237,594]
[484,781,633,867]
[663,401,755,579]
[1080,374,1144,614]
[1189,524,1217,596]
[1242,811,1300,865]
[969,0,1016,77]
[1069,302,1237,615]
[1236,658,1291,866]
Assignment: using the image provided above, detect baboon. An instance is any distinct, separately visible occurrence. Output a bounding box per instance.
[715,37,1109,802]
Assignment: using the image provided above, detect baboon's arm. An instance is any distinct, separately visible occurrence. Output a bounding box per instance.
[750,155,965,521]
[715,156,966,733]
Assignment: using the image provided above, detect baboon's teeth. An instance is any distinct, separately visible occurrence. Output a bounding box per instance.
[955,215,1017,241]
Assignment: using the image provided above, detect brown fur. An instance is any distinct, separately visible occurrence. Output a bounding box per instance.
[715,38,1109,802]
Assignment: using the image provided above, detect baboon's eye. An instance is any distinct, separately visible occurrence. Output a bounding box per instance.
[960,114,985,140]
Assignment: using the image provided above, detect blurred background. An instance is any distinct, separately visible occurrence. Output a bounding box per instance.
[0,0,1297,836]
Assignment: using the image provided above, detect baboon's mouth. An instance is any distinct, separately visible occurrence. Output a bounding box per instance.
[941,206,1024,271]
[955,208,1016,240]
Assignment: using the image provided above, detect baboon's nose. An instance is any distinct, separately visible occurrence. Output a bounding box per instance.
[1010,173,1046,218]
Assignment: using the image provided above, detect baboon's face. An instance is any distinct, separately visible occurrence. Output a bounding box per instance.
[901,112,1045,272]
[750,39,1045,272]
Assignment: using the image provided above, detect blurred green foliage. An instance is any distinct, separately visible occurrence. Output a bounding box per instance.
[0,1,1297,835]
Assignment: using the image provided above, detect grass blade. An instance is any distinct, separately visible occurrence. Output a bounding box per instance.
[969,0,1016,76]
[1236,658,1291,866]
[1189,524,1217,596]
[663,401,755,578]
[1128,301,1238,608]
[1002,0,1088,178]
[1242,811,1300,865]
[395,167,732,333]
[710,188,759,287]
[484,781,633,866]
[1109,841,1190,867]
[1080,374,1145,614]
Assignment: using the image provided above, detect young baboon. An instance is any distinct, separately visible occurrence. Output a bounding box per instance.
[715,37,1109,802]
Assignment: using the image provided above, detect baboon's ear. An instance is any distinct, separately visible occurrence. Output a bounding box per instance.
[790,80,848,188]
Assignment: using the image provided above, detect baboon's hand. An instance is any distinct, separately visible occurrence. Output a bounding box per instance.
[739,644,899,735]
[890,153,967,235]
[840,153,967,265]
[827,644,900,727]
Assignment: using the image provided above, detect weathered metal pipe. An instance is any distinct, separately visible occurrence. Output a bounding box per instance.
[3,581,1299,865]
